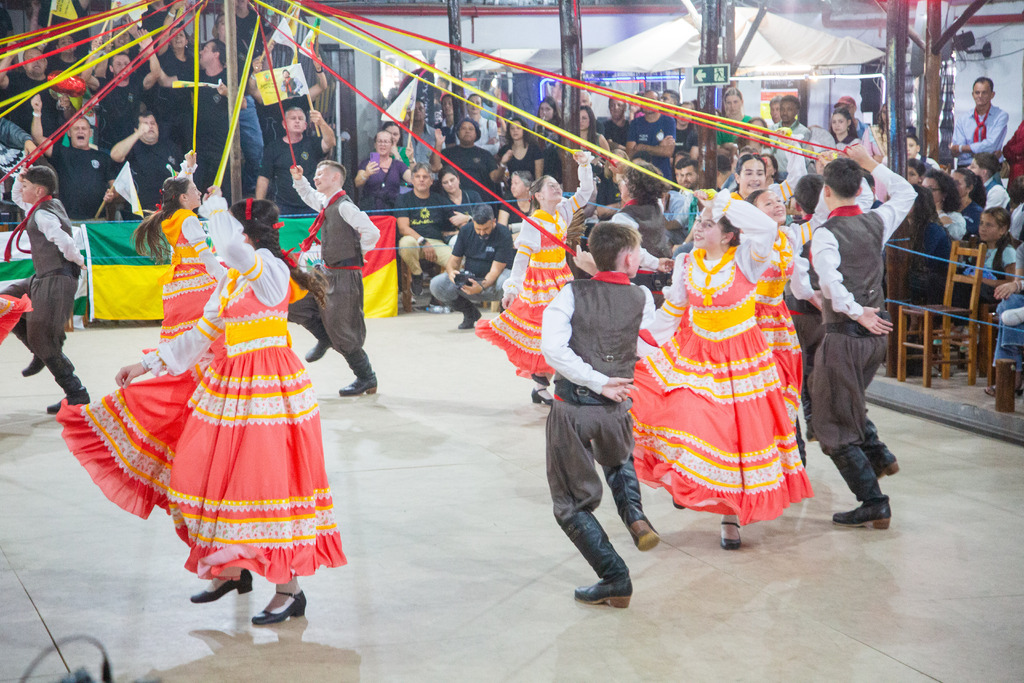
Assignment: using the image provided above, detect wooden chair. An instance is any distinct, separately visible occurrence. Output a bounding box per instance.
[897,241,987,387]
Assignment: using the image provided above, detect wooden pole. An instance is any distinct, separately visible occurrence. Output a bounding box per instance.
[698,0,721,189]
[923,0,941,160]
[884,0,909,376]
[995,359,1017,413]
[559,0,582,192]
[223,0,243,201]
[447,0,465,122]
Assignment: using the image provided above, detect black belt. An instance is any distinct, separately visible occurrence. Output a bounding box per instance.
[37,262,80,279]
[554,378,616,406]
[324,256,363,269]
[824,314,889,337]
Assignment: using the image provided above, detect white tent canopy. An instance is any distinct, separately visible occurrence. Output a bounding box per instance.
[463,48,598,73]
[583,9,883,74]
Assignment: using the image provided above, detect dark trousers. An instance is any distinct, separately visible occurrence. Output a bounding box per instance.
[288,267,373,379]
[2,273,76,360]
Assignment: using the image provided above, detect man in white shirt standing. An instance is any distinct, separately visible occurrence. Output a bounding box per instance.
[3,166,90,413]
[950,77,1009,168]
[809,144,915,530]
[289,160,382,397]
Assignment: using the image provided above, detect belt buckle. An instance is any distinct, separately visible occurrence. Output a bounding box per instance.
[574,386,589,397]
[603,354,615,362]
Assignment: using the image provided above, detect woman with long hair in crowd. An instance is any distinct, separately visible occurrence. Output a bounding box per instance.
[905,185,953,306]
[829,107,859,146]
[61,190,346,625]
[923,169,967,240]
[631,193,812,550]
[497,116,544,183]
[536,96,564,184]
[439,166,482,231]
[132,153,225,342]
[953,167,986,236]
[476,151,594,404]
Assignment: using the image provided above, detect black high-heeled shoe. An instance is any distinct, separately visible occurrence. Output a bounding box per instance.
[252,590,307,625]
[720,521,741,550]
[190,569,253,603]
[531,388,553,406]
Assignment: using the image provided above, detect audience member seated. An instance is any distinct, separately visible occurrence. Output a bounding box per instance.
[355,128,412,213]
[906,185,953,305]
[906,134,940,170]
[433,118,503,198]
[953,167,986,236]
[395,163,457,295]
[1008,176,1024,240]
[110,112,183,212]
[664,158,698,245]
[257,106,336,216]
[467,93,500,155]
[30,100,116,221]
[969,152,1009,209]
[496,170,533,234]
[923,169,967,240]
[906,159,927,186]
[626,89,675,180]
[956,207,1016,309]
[429,204,515,329]
[988,242,1024,397]
[439,167,481,232]
[497,116,543,185]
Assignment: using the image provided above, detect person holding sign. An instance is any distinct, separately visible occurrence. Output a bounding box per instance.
[256,106,336,216]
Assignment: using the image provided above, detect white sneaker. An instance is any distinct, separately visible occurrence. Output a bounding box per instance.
[1001,306,1024,327]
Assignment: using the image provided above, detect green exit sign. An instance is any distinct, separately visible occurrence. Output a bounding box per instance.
[688,64,731,87]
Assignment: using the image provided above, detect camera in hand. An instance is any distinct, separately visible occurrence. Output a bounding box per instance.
[453,269,477,288]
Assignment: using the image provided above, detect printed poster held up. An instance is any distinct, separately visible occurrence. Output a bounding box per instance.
[254,64,309,106]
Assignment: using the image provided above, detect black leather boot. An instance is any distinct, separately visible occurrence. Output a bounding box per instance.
[862,419,899,478]
[339,349,377,396]
[43,354,90,414]
[603,460,659,551]
[22,355,45,377]
[827,445,891,529]
[451,296,481,330]
[794,418,807,467]
[303,318,334,363]
[560,511,632,608]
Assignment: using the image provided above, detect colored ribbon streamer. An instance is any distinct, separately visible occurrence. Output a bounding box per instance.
[255,14,297,169]
[213,12,261,188]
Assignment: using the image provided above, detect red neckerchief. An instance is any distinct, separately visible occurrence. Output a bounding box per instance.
[828,205,864,219]
[621,200,637,207]
[592,271,630,285]
[4,194,52,262]
[300,190,346,252]
[973,109,989,143]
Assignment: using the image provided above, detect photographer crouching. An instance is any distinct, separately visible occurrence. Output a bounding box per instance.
[429,204,515,329]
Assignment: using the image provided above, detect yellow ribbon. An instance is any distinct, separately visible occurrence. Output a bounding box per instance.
[213,14,260,188]
[0,1,152,60]
[192,8,200,154]
[692,246,737,306]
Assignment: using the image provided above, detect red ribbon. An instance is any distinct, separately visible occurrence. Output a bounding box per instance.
[245,197,253,220]
[300,190,346,252]
[3,194,52,262]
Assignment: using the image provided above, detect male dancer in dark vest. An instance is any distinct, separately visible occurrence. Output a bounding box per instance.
[3,166,90,413]
[289,160,381,396]
[540,222,659,608]
[810,144,915,528]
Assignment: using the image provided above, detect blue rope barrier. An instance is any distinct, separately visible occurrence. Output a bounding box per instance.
[884,242,1020,281]
[886,298,1006,330]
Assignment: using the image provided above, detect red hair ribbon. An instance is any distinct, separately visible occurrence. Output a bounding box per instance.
[154,203,161,211]
[245,198,253,220]
[282,248,300,269]
[273,221,284,230]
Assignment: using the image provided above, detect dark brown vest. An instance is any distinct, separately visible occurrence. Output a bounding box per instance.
[566,279,645,380]
[27,199,75,274]
[321,195,363,267]
[620,204,670,259]
[820,211,885,324]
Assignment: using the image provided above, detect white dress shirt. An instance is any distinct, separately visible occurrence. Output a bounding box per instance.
[541,281,655,394]
[292,176,380,254]
[984,177,1010,210]
[145,196,290,376]
[810,165,916,320]
[12,176,84,266]
[951,105,1009,166]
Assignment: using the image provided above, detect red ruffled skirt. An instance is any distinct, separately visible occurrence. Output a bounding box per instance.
[59,347,346,583]
[756,300,803,422]
[0,294,31,345]
[161,264,217,342]
[630,324,813,526]
[476,261,572,378]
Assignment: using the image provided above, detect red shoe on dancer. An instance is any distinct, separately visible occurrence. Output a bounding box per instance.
[476,150,594,405]
[60,190,346,625]
[631,193,813,550]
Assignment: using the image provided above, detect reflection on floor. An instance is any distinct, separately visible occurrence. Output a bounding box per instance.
[2,313,1023,682]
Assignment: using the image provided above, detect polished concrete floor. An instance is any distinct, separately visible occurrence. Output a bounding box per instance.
[2,312,1023,682]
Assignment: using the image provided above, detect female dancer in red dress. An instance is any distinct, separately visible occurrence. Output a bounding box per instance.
[61,191,345,625]
[631,194,813,550]
[132,154,225,342]
[476,151,594,404]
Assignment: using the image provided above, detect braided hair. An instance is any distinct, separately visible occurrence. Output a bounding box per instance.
[227,199,327,307]
[133,176,192,263]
